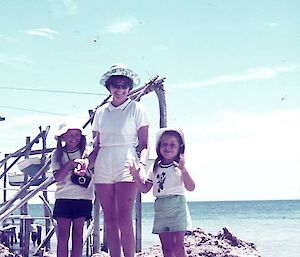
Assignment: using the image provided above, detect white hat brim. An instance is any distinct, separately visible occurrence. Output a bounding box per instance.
[54,121,87,140]
[100,65,140,88]
[155,128,185,148]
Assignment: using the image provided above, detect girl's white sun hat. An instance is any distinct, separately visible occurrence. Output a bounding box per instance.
[99,64,140,88]
[54,119,87,140]
[155,128,185,148]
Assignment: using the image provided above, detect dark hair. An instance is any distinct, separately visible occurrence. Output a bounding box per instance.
[153,130,185,173]
[105,75,133,91]
[55,135,87,169]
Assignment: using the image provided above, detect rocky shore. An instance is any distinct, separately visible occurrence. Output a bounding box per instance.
[1,227,261,257]
[136,227,261,257]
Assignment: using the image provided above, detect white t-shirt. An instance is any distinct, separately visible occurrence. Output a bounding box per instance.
[147,163,185,198]
[92,99,149,147]
[51,149,95,200]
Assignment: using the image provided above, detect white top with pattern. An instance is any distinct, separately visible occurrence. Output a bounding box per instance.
[147,163,185,198]
[51,149,95,200]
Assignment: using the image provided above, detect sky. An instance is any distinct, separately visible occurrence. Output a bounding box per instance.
[0,0,300,203]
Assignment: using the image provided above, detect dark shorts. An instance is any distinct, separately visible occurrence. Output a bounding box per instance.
[53,199,93,220]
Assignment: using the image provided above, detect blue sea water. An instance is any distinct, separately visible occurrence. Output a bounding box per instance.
[28,200,300,257]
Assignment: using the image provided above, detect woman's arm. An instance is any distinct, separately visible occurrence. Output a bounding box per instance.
[136,125,149,169]
[87,131,100,169]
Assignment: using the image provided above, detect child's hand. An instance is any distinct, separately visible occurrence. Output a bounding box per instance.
[74,158,89,170]
[126,160,140,177]
[126,160,147,184]
[73,165,87,176]
[173,154,185,171]
[73,159,89,176]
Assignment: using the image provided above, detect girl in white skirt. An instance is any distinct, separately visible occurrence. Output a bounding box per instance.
[129,128,195,257]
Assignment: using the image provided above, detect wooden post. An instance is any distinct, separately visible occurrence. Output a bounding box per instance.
[23,217,32,257]
[135,192,142,252]
[20,137,30,251]
[3,154,8,203]
[93,199,101,253]
[154,84,167,128]
[85,220,90,256]
[41,128,51,251]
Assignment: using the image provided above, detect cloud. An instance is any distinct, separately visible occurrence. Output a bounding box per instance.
[59,0,77,15]
[0,55,32,66]
[184,109,300,200]
[25,28,59,39]
[144,108,300,201]
[105,19,138,34]
[268,22,278,27]
[48,0,78,16]
[175,66,293,89]
[0,34,17,43]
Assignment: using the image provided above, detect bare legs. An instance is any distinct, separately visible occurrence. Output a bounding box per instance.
[96,184,121,257]
[57,218,71,257]
[159,231,187,257]
[95,182,138,257]
[116,183,137,257]
[71,217,85,257]
[56,217,86,257]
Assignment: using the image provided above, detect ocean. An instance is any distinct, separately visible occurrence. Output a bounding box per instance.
[28,199,300,257]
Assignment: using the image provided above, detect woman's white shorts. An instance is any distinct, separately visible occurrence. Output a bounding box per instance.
[94,146,138,184]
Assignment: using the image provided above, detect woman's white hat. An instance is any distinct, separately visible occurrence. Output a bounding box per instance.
[99,64,140,88]
[155,128,185,148]
[54,119,87,140]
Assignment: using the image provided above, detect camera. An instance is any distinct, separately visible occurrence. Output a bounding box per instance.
[71,173,91,188]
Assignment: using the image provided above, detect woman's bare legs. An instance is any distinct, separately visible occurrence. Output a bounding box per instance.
[71,217,86,257]
[95,184,121,257]
[95,182,138,257]
[56,218,71,257]
[116,182,138,257]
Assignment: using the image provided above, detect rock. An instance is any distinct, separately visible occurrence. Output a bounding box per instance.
[136,227,261,257]
[0,244,14,257]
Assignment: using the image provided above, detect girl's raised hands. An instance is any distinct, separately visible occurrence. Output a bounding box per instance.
[173,154,185,171]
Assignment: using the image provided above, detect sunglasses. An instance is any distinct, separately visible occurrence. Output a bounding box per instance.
[110,83,130,89]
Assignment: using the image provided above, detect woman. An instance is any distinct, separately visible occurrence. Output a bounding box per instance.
[89,64,149,257]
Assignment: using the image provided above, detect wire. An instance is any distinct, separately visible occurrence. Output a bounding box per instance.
[0,105,68,116]
[0,86,106,96]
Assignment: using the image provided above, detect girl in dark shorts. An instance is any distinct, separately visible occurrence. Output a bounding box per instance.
[51,119,94,257]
